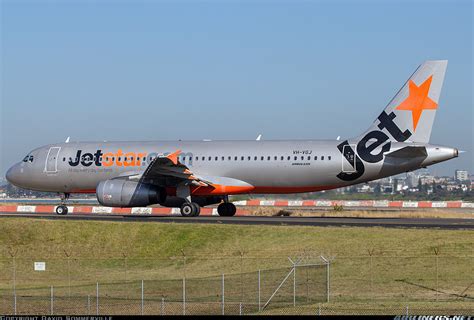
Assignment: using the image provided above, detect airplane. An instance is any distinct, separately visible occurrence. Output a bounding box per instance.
[5,60,459,217]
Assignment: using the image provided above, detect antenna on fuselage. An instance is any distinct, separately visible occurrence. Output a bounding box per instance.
[256,134,262,141]
[336,136,340,141]
[65,137,70,143]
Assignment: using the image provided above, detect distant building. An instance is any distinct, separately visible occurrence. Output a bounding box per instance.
[406,172,418,188]
[455,170,469,182]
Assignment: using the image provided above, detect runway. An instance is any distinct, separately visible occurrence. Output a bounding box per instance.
[1,212,473,230]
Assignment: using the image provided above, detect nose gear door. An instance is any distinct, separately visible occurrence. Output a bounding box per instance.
[45,147,61,173]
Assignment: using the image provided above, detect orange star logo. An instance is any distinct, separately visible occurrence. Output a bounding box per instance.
[395,75,438,131]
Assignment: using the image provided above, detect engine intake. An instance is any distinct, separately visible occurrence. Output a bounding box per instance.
[96,179,163,207]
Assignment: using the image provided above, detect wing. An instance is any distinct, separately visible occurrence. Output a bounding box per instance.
[137,150,210,187]
[114,149,254,194]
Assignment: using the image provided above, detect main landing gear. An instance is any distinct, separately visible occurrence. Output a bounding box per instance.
[217,202,236,217]
[180,202,201,217]
[56,193,70,215]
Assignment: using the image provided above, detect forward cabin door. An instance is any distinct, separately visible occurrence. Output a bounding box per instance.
[45,147,61,173]
[341,144,357,173]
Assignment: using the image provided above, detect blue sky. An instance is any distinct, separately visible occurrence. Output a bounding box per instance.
[1,0,472,177]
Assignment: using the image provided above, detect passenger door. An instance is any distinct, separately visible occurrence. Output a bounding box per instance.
[45,147,61,173]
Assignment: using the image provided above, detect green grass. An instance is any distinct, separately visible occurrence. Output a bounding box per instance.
[0,218,472,314]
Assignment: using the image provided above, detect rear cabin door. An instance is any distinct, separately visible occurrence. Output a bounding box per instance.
[341,144,357,173]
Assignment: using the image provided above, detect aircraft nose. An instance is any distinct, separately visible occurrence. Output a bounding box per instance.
[6,164,20,185]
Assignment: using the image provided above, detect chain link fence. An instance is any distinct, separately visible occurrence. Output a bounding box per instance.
[0,252,472,315]
[0,257,328,315]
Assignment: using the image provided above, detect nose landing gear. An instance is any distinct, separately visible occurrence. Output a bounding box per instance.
[56,193,70,215]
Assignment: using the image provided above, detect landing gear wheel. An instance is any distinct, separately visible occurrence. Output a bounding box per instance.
[56,205,68,215]
[180,202,200,217]
[217,203,236,217]
[191,203,201,217]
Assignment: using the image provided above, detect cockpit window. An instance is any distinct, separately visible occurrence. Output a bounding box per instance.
[28,155,34,162]
[23,156,29,162]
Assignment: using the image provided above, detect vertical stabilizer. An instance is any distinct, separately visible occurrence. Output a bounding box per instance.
[358,60,447,143]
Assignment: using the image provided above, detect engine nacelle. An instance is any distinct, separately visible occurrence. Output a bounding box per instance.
[96,179,164,207]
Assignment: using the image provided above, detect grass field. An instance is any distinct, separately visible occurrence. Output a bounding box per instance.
[0,217,472,314]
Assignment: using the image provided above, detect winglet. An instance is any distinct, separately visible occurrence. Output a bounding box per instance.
[167,149,181,165]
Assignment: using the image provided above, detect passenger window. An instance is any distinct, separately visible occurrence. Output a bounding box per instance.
[112,157,115,161]
[63,157,66,161]
[287,156,290,160]
[321,156,325,160]
[307,156,310,160]
[274,156,277,160]
[301,156,304,160]
[209,156,212,161]
[202,157,205,161]
[234,156,237,161]
[215,156,218,161]
[328,156,332,160]
[267,156,271,160]
[294,156,297,160]
[314,156,317,160]
[222,156,225,161]
[228,156,231,160]
[281,156,284,160]
[143,157,146,161]
[254,156,257,160]
[241,156,244,161]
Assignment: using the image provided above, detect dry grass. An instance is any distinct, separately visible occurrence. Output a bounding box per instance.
[245,207,474,219]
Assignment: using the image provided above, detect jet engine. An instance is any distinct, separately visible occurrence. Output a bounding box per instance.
[96,179,164,207]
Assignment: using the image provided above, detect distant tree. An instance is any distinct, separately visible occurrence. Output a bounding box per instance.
[393,178,399,194]
[417,178,424,193]
[374,183,381,195]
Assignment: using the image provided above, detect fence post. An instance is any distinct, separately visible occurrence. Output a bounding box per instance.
[318,303,321,316]
[239,302,242,316]
[182,277,186,315]
[161,297,164,315]
[406,305,409,316]
[293,265,296,307]
[321,256,330,303]
[222,274,225,315]
[96,282,99,315]
[50,286,54,315]
[258,269,261,312]
[327,261,330,302]
[141,280,144,315]
[87,295,90,314]
[9,249,17,316]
